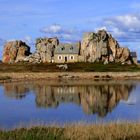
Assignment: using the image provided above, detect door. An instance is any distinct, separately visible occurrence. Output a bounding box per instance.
[65,56,67,62]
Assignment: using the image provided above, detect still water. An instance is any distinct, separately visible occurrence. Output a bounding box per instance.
[0,80,140,129]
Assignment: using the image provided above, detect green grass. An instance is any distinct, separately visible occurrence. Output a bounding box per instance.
[0,62,140,72]
[0,123,140,140]
[68,62,140,72]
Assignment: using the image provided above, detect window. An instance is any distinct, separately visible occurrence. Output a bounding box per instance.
[58,55,62,60]
[70,46,73,50]
[70,55,74,60]
[61,47,65,51]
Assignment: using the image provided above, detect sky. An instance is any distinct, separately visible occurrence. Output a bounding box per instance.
[0,0,140,58]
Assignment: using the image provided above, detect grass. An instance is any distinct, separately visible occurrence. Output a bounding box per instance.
[0,62,140,72]
[0,123,140,140]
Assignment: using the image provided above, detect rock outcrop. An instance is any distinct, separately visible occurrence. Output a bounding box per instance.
[81,30,133,64]
[2,30,137,64]
[2,40,30,63]
[24,37,59,63]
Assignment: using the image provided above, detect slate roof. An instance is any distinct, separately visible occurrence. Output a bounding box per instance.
[130,52,137,58]
[54,43,79,54]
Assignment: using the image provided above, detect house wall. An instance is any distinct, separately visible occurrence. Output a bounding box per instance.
[54,54,79,63]
[132,58,137,64]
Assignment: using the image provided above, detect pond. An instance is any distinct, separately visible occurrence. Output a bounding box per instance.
[0,80,140,129]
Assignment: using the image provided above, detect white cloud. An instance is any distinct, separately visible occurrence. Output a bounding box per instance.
[40,24,83,42]
[104,14,140,31]
[97,14,140,59]
[95,26,108,32]
[102,14,140,42]
[23,36,32,43]
[41,24,62,34]
[111,27,126,38]
[115,15,139,30]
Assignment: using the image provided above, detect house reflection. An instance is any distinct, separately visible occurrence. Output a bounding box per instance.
[2,81,135,117]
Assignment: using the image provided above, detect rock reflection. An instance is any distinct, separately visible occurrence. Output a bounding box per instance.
[79,85,134,117]
[2,81,135,117]
[4,82,30,99]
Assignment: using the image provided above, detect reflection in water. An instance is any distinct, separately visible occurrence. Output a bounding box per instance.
[3,81,135,117]
[4,83,29,99]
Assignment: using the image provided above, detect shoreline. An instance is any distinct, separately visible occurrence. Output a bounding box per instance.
[1,72,140,82]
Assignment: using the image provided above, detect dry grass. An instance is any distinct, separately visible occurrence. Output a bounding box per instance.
[0,123,140,140]
[64,123,140,140]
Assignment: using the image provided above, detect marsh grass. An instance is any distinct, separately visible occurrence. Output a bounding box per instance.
[0,123,140,140]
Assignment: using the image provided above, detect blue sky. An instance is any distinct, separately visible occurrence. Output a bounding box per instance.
[0,0,140,58]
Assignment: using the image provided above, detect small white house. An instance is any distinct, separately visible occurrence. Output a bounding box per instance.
[54,43,80,63]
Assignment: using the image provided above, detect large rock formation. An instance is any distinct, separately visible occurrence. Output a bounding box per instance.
[81,30,133,64]
[2,40,30,63]
[36,37,59,62]
[2,30,137,64]
[24,37,59,63]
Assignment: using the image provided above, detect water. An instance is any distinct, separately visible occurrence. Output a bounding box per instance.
[0,80,140,129]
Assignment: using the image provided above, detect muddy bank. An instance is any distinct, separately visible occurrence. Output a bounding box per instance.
[0,72,140,82]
